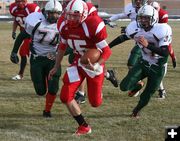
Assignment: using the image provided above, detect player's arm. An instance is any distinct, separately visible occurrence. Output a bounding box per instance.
[55,43,66,69]
[12,20,18,39]
[10,30,30,64]
[109,34,130,48]
[11,30,30,53]
[147,44,169,56]
[48,42,67,80]
[97,41,111,65]
[109,13,127,22]
[168,44,176,68]
[137,36,169,57]
[92,20,111,64]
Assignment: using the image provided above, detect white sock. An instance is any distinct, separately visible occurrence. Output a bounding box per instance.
[106,72,110,79]
[159,82,164,90]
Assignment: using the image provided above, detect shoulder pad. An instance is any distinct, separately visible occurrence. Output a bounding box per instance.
[126,21,139,37]
[124,3,134,16]
[25,12,45,35]
[151,23,172,39]
[84,15,104,37]
[57,15,65,33]
[9,3,17,15]
[26,3,40,13]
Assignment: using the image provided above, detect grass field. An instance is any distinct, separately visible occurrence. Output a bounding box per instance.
[0,21,180,141]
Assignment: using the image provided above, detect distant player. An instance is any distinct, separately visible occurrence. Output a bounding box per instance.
[119,5,172,118]
[9,0,40,80]
[106,0,148,96]
[10,0,62,117]
[150,1,177,98]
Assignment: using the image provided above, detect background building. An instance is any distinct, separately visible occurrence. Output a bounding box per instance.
[0,0,180,16]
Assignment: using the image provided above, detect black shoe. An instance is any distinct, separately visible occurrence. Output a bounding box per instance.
[43,110,52,118]
[106,70,118,87]
[158,89,166,99]
[75,92,86,104]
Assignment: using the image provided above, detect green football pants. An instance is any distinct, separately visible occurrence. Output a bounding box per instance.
[127,45,142,67]
[30,56,61,96]
[120,60,165,112]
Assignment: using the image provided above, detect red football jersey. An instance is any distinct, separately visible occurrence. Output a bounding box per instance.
[158,8,168,23]
[9,3,40,30]
[57,14,110,61]
[86,2,98,16]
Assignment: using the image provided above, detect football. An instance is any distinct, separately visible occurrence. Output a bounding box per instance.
[80,49,101,64]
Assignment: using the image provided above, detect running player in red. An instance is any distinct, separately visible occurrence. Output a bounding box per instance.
[9,0,40,80]
[49,0,111,135]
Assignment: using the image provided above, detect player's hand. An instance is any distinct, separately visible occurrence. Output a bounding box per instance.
[136,36,148,47]
[47,52,56,60]
[103,19,117,28]
[12,32,16,40]
[121,26,126,34]
[48,67,58,80]
[172,58,176,68]
[83,59,102,73]
[83,58,94,71]
[103,19,110,25]
[10,52,19,64]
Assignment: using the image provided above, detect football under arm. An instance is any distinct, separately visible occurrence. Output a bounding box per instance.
[147,44,169,57]
[109,34,130,48]
[11,30,30,53]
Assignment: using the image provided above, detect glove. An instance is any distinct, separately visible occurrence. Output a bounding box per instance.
[172,58,176,68]
[10,52,19,64]
[103,19,117,28]
[103,19,110,25]
[121,26,126,34]
[12,32,16,40]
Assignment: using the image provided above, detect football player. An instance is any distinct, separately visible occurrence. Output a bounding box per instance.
[117,5,172,118]
[66,0,118,104]
[49,0,111,135]
[150,1,177,98]
[9,0,40,80]
[108,0,173,99]
[105,0,148,96]
[64,0,99,104]
[10,0,62,117]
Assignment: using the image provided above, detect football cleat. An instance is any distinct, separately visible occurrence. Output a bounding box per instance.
[158,89,166,99]
[74,125,92,136]
[12,74,23,80]
[75,92,86,104]
[128,81,144,97]
[106,70,118,87]
[130,112,140,119]
[43,110,52,118]
[130,107,140,119]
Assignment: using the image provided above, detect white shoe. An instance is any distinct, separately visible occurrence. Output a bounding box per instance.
[133,91,140,97]
[12,75,23,80]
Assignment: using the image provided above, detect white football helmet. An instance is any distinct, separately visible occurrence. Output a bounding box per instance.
[137,5,158,30]
[132,0,148,9]
[150,1,160,11]
[65,0,88,27]
[44,0,62,23]
[45,0,62,12]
